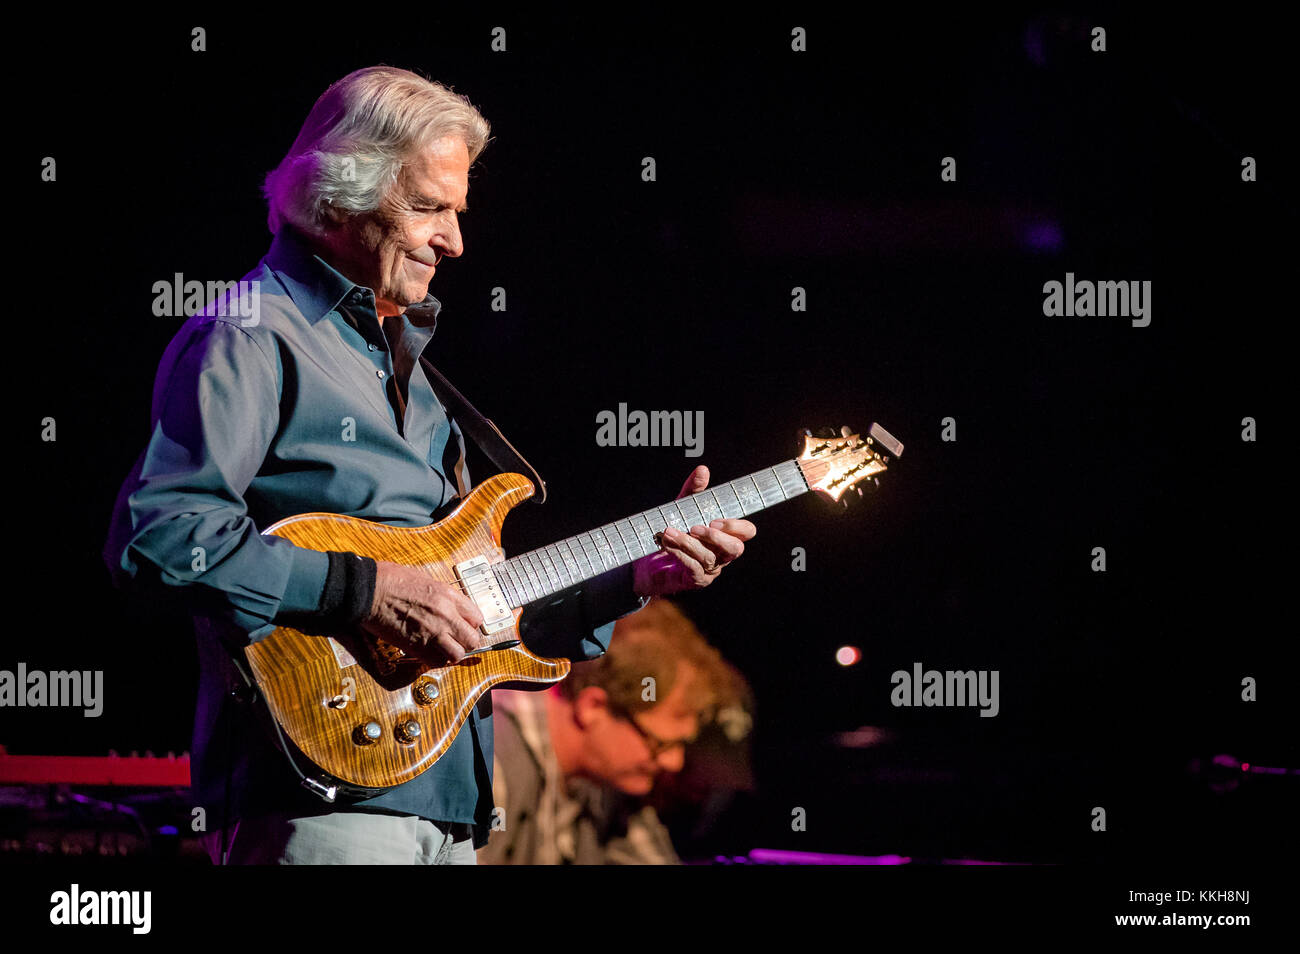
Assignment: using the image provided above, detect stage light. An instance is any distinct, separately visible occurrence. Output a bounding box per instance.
[836,646,861,666]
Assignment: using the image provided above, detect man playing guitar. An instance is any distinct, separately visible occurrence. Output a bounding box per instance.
[104,66,754,865]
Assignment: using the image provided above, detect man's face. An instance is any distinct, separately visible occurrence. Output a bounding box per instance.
[579,665,701,796]
[327,136,469,315]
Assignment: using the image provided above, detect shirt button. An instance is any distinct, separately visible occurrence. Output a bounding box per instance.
[368,343,377,352]
[376,370,386,379]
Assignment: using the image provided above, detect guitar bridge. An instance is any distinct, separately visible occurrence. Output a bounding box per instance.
[455,555,517,636]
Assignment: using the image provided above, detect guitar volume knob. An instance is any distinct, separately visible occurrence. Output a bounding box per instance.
[413,680,440,705]
[353,722,382,745]
[395,720,422,744]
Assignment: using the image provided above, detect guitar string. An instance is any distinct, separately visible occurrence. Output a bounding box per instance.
[443,469,800,600]
[369,466,816,663]
[431,462,811,602]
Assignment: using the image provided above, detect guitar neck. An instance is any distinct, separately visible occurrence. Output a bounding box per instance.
[493,459,810,608]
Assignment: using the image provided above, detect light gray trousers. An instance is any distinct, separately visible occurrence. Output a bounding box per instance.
[202,811,478,865]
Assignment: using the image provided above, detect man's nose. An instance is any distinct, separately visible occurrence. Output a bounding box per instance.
[435,216,463,259]
[656,747,686,773]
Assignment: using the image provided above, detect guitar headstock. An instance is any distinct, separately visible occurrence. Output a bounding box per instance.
[796,423,903,502]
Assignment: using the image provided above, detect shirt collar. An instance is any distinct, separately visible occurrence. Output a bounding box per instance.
[262,226,443,330]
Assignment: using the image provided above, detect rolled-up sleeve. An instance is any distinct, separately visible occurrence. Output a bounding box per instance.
[107,318,330,641]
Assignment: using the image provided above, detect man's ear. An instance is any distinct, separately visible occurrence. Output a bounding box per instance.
[322,203,349,226]
[572,686,610,728]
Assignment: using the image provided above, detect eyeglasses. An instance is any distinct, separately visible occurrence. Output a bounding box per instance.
[612,705,694,759]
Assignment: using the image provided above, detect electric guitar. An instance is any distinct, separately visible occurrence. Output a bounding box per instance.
[245,423,903,799]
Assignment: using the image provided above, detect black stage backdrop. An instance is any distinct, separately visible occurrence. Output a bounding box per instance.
[7,7,1293,879]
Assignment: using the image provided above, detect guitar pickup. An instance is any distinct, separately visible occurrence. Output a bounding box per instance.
[869,422,903,459]
[454,555,517,636]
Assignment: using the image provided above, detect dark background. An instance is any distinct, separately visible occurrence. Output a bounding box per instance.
[9,9,1293,864]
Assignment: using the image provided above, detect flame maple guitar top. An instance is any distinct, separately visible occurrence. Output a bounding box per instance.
[244,472,570,792]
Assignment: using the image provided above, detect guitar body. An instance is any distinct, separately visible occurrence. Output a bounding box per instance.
[244,472,570,793]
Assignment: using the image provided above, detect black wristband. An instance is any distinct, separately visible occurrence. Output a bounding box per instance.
[318,551,378,628]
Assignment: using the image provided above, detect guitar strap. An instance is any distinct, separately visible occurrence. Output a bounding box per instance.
[418,355,548,505]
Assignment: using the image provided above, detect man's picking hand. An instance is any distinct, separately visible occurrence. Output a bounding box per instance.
[363,561,485,665]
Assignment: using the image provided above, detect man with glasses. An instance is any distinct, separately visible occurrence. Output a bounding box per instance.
[478,599,743,864]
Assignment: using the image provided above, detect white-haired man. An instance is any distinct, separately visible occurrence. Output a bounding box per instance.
[105,66,754,865]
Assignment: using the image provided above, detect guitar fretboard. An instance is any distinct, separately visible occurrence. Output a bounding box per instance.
[491,460,809,610]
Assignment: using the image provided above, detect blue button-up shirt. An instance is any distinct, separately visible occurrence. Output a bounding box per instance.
[105,226,643,841]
